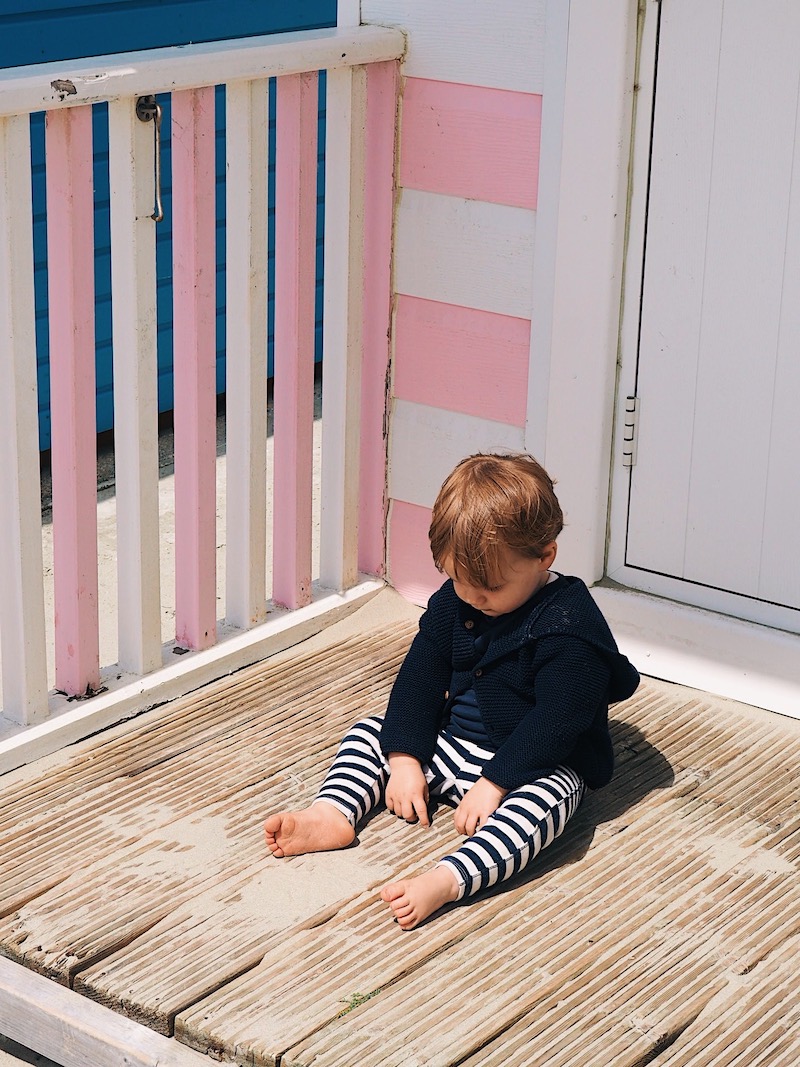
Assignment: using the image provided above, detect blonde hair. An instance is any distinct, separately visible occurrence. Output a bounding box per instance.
[429,453,563,588]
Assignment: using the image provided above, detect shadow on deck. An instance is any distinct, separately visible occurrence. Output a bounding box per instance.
[1,588,799,1066]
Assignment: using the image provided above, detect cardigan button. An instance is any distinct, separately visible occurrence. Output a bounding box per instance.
[475,668,483,677]
[464,620,475,630]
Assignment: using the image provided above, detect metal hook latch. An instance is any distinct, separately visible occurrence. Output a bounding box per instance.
[136,95,164,223]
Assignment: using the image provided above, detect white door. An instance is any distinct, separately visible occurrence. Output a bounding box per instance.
[608,0,800,635]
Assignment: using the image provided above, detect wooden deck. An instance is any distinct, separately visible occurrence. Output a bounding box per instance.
[1,589,799,1067]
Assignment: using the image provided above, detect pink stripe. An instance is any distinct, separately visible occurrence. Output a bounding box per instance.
[387,501,443,607]
[399,78,541,209]
[172,88,217,649]
[359,61,399,577]
[272,72,319,610]
[393,296,531,426]
[46,107,100,695]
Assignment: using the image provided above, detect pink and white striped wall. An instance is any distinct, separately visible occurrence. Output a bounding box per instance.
[363,0,546,606]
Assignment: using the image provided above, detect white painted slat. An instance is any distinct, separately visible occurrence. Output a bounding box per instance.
[388,400,525,510]
[225,79,269,628]
[0,27,405,117]
[362,0,545,93]
[108,98,163,674]
[319,65,367,592]
[171,88,217,651]
[393,190,536,319]
[0,115,48,725]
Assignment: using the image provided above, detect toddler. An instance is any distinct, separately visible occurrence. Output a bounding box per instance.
[265,453,639,929]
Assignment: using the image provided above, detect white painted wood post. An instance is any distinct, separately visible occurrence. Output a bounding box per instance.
[0,115,48,724]
[338,0,361,27]
[108,97,163,674]
[319,65,367,592]
[172,87,218,651]
[225,79,269,629]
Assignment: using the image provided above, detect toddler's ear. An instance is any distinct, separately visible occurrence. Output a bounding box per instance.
[540,541,558,568]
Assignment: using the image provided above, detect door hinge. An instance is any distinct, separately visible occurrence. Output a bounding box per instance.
[622,396,639,467]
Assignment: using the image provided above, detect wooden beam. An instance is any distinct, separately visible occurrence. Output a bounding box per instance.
[0,27,406,117]
[0,955,209,1067]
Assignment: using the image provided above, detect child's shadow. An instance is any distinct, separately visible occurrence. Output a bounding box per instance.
[449,718,676,913]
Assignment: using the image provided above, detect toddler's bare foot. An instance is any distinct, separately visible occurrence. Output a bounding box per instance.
[264,802,355,857]
[380,865,460,930]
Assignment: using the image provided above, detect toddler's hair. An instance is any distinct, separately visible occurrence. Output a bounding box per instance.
[429,453,563,588]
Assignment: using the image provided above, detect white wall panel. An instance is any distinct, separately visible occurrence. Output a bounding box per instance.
[388,399,525,509]
[362,0,546,93]
[394,189,535,319]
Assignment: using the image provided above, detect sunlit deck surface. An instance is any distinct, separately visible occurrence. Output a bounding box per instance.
[1,588,799,1067]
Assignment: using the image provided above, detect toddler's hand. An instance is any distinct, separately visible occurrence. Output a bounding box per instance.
[385,754,430,826]
[454,776,509,836]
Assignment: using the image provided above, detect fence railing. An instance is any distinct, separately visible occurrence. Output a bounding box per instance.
[0,26,404,771]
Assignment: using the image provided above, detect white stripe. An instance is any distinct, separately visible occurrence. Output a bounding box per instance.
[108,98,162,676]
[0,115,48,724]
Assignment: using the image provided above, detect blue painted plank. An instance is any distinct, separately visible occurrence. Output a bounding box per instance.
[1,1,337,68]
[14,0,336,449]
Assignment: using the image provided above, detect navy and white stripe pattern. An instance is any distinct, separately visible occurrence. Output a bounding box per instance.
[314,716,585,901]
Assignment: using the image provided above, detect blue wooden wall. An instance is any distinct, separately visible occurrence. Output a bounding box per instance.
[1,0,336,449]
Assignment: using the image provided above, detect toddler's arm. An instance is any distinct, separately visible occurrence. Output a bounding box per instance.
[385,753,431,826]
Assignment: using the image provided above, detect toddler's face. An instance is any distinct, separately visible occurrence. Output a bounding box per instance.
[442,545,556,618]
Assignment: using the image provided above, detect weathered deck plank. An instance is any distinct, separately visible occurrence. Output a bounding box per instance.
[0,590,799,1066]
[0,625,417,989]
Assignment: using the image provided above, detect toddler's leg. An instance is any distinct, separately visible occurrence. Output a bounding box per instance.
[265,716,389,857]
[382,764,584,928]
[439,766,585,900]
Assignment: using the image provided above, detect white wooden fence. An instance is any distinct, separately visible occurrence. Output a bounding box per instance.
[0,26,403,772]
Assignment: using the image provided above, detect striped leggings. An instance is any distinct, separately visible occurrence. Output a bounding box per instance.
[315,716,586,902]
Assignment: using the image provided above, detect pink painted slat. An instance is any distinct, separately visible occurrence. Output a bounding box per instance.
[358,60,398,577]
[46,107,100,696]
[272,71,319,610]
[399,78,542,210]
[387,500,443,608]
[172,88,217,649]
[393,295,531,426]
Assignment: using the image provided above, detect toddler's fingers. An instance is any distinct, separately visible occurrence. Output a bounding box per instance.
[414,797,431,827]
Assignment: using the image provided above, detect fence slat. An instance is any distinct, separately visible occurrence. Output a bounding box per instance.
[46,106,100,697]
[225,79,269,629]
[108,98,163,674]
[319,65,368,592]
[359,61,398,577]
[172,87,217,651]
[273,71,319,610]
[0,115,48,724]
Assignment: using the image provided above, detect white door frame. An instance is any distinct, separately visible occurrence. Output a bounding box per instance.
[538,0,800,716]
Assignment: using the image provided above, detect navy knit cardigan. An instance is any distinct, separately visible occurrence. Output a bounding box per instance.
[380,575,640,791]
